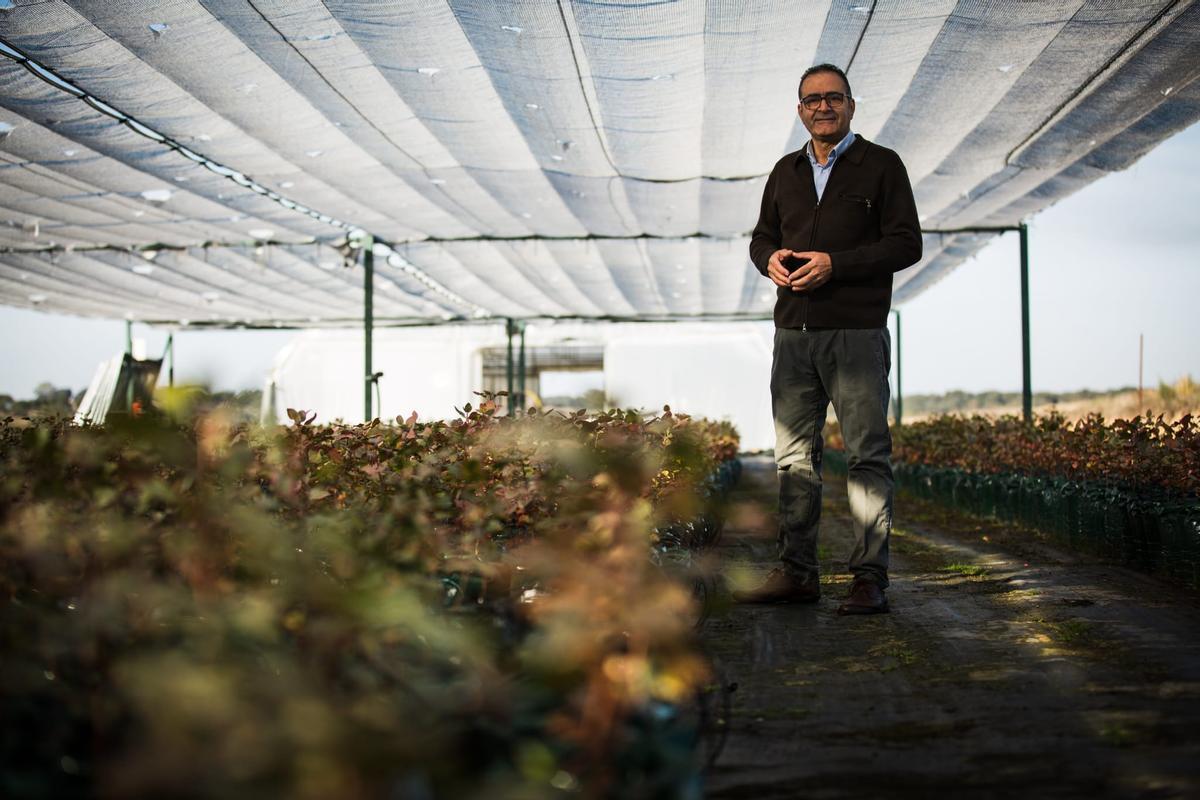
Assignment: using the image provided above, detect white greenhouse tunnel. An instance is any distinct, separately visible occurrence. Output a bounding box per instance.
[263,322,780,451]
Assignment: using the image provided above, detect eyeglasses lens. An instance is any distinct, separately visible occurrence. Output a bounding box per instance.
[802,92,845,110]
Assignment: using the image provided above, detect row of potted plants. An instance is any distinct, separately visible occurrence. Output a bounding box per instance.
[824,412,1199,585]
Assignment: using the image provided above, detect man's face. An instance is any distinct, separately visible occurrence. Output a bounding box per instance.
[798,71,855,143]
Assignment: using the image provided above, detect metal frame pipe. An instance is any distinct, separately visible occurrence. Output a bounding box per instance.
[124,320,134,412]
[505,318,516,416]
[163,333,174,388]
[923,223,1033,424]
[89,228,1033,428]
[517,321,527,412]
[1019,223,1032,423]
[891,309,903,426]
[363,242,375,423]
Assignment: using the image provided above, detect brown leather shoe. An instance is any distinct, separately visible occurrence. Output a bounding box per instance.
[732,568,821,604]
[836,578,889,615]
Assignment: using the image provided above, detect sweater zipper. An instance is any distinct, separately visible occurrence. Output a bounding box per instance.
[803,200,822,332]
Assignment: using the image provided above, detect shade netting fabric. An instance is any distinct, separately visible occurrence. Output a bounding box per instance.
[0,0,1197,326]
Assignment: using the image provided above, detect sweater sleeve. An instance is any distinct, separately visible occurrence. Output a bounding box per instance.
[748,167,781,276]
[829,152,922,282]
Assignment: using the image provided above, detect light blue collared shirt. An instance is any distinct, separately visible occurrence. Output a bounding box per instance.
[806,131,856,202]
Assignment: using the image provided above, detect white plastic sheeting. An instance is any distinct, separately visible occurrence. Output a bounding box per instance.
[604,326,776,450]
[0,0,1197,323]
[265,322,778,450]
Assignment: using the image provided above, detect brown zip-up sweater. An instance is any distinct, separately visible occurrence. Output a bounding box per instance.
[749,135,922,330]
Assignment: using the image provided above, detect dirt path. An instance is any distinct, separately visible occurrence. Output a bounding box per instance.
[702,456,1200,799]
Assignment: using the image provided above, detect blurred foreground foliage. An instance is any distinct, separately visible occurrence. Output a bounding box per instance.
[0,395,738,799]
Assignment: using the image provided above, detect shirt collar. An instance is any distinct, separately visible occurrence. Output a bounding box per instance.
[806,131,857,167]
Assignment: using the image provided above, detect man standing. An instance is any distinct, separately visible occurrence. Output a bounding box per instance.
[735,64,922,614]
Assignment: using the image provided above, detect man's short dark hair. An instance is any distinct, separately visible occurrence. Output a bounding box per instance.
[799,63,852,99]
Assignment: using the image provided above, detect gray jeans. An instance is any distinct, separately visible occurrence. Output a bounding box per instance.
[771,327,893,588]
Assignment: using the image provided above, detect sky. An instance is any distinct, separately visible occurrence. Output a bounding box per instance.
[1,122,1197,401]
[898,120,1200,394]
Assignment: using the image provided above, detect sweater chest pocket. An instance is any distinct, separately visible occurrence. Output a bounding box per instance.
[838,192,874,215]
[835,192,876,241]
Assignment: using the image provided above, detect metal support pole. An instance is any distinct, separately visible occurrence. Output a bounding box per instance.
[363,241,375,423]
[124,320,134,412]
[1019,222,1032,423]
[517,321,526,412]
[892,309,903,426]
[164,333,174,388]
[505,318,516,416]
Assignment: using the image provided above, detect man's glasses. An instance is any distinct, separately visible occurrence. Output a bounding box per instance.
[800,92,848,110]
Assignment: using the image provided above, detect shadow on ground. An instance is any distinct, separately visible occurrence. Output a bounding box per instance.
[702,456,1200,800]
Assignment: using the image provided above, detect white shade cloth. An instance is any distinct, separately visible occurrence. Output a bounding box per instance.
[1,0,1196,325]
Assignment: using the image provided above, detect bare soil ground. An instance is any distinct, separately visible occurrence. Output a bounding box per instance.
[701,456,1200,799]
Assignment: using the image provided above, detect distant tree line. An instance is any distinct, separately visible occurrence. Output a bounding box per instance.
[0,383,84,418]
[190,388,264,423]
[1,383,264,422]
[541,387,617,411]
[901,387,1137,417]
